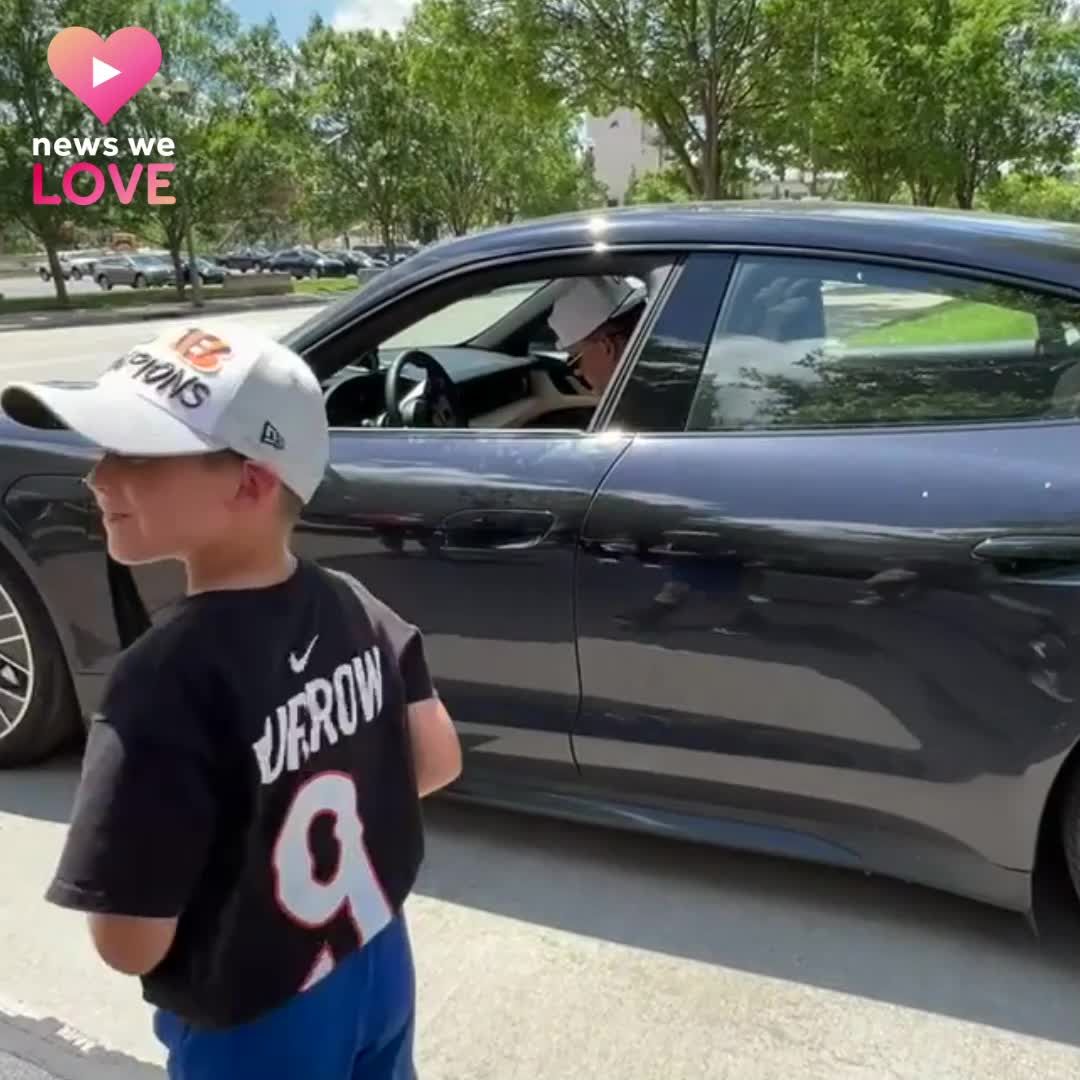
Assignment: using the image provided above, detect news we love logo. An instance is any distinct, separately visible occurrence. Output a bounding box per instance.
[31,25,178,207]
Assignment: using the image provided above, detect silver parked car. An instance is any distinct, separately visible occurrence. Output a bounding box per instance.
[95,253,175,290]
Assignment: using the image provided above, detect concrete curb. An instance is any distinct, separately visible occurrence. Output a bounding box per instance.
[0,293,336,334]
[0,1007,161,1079]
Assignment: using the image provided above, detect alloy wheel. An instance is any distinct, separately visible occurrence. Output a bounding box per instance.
[0,581,35,743]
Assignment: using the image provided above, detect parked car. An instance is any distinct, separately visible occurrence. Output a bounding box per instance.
[8,202,1080,930]
[94,253,175,290]
[267,246,348,279]
[67,252,103,280]
[180,256,226,286]
[38,251,101,282]
[351,245,391,268]
[323,248,382,275]
[37,255,72,282]
[217,246,271,272]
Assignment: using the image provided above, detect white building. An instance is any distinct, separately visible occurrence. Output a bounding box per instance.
[583,108,665,205]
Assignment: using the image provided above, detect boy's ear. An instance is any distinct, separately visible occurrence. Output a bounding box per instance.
[236,460,282,508]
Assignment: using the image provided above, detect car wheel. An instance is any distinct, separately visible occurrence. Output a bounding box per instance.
[97,275,111,291]
[0,553,79,768]
[133,274,146,289]
[71,267,82,281]
[38,268,50,282]
[1062,764,1080,901]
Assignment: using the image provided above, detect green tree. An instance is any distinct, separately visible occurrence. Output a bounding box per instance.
[625,165,693,205]
[509,0,784,200]
[298,23,425,252]
[773,0,1080,208]
[100,0,243,300]
[405,0,597,233]
[0,0,130,303]
[981,171,1080,221]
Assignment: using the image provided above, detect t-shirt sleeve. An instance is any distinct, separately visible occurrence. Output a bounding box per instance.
[396,626,435,705]
[366,594,436,705]
[45,654,217,919]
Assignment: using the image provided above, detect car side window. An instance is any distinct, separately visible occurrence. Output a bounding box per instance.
[688,255,1080,432]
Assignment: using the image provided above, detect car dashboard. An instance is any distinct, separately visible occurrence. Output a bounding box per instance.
[322,347,600,430]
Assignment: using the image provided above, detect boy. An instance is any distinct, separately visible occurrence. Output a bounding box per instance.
[0,323,462,1080]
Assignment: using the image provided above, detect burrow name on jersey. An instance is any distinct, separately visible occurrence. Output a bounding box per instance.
[252,645,383,785]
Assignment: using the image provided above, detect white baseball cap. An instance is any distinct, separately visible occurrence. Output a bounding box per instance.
[548,276,646,351]
[0,323,330,503]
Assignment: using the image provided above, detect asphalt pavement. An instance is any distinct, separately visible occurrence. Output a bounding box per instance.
[0,275,106,302]
[0,271,239,302]
[5,755,1080,1079]
[2,314,1080,1078]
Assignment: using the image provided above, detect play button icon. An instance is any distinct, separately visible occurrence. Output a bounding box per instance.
[91,56,121,89]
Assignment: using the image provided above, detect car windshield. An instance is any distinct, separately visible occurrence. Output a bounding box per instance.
[382,282,551,350]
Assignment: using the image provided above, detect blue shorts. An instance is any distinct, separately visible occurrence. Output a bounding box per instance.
[153,914,416,1080]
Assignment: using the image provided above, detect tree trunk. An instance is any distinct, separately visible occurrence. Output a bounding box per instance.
[171,241,186,301]
[42,236,68,305]
[186,221,204,309]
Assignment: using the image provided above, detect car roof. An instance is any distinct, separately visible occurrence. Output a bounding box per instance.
[436,201,1080,282]
[284,201,1080,352]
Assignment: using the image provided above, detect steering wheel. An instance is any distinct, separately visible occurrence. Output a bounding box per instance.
[383,349,467,429]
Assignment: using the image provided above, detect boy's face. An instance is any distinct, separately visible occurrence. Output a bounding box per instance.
[85,451,280,565]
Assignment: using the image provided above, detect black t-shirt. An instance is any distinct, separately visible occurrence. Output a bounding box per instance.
[45,559,433,1029]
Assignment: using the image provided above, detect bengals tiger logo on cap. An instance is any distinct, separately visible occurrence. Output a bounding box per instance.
[171,329,233,374]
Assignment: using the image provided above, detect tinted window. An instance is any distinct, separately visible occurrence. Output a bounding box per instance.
[608,255,733,433]
[688,255,1080,432]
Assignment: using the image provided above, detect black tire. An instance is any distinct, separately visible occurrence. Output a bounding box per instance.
[133,273,146,289]
[1062,765,1080,902]
[0,553,79,768]
[98,275,112,291]
[38,268,49,282]
[71,267,82,281]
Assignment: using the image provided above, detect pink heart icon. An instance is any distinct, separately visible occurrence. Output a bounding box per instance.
[48,26,162,125]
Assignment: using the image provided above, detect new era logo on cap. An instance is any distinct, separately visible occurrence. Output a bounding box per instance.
[261,421,285,450]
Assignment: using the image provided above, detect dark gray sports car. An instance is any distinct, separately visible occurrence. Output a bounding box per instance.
[6,201,1080,924]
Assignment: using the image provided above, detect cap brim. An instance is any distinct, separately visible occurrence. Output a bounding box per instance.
[1,381,221,456]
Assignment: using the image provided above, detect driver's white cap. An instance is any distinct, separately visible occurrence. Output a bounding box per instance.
[548,276,645,351]
[0,323,330,503]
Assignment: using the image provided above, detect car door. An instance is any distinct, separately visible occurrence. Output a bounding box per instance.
[573,251,1080,881]
[294,429,630,789]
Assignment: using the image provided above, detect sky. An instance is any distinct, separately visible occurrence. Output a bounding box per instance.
[226,0,418,44]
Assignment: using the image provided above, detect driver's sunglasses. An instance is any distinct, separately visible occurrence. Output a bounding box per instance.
[570,328,613,369]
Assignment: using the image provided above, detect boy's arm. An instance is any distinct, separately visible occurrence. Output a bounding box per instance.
[46,677,215,976]
[408,696,462,797]
[387,610,462,797]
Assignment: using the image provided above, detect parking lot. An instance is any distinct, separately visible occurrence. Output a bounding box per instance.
[1,273,111,301]
[5,751,1080,1080]
[1,312,1080,1079]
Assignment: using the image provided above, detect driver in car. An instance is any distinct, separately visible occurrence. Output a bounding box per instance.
[548,277,646,392]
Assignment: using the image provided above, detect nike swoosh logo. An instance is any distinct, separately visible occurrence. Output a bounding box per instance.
[289,634,319,675]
